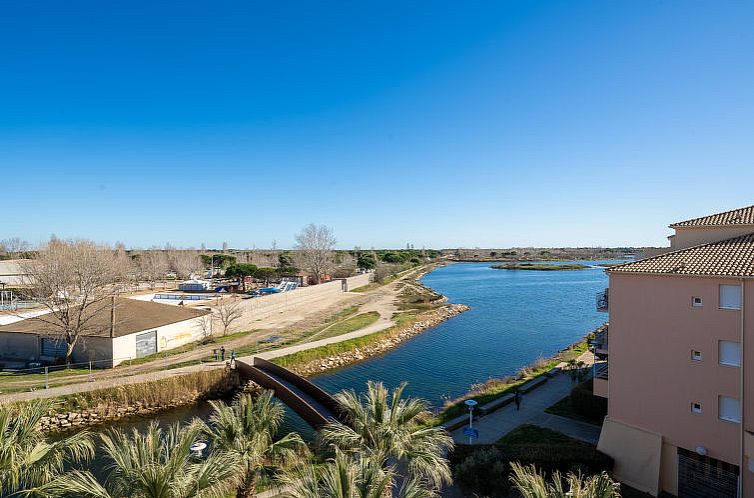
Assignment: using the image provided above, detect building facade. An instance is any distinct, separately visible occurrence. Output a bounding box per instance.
[596,205,754,497]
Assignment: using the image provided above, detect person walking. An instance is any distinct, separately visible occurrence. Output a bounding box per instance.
[220,346,226,361]
[514,390,522,411]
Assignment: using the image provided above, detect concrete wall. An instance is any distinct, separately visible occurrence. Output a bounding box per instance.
[0,332,39,361]
[111,315,206,366]
[231,274,372,331]
[0,260,27,286]
[670,226,754,250]
[606,272,752,494]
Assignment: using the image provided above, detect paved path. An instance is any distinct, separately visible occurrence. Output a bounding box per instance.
[450,372,601,445]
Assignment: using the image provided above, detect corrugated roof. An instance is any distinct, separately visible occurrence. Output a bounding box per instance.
[0,297,209,338]
[608,232,754,277]
[670,205,754,228]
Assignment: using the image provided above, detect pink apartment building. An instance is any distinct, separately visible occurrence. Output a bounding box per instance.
[595,205,754,497]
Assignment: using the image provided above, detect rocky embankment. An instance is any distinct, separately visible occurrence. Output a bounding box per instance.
[289,303,470,378]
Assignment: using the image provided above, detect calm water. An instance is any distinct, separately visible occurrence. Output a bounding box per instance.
[74,261,614,453]
[310,261,613,409]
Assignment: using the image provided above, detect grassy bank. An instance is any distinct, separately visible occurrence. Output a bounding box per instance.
[433,339,589,425]
[491,263,591,271]
[271,311,422,370]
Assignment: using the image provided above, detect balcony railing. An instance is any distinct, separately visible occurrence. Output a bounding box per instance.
[592,326,608,354]
[596,288,609,312]
[594,361,609,380]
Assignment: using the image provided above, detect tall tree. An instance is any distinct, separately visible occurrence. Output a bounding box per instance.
[320,382,453,492]
[214,297,243,336]
[0,399,94,497]
[136,248,169,289]
[43,421,241,498]
[19,238,129,365]
[205,392,306,498]
[294,223,336,284]
[0,237,31,259]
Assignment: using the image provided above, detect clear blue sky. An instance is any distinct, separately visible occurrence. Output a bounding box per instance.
[3,1,753,249]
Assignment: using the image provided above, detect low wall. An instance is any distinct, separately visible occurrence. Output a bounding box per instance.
[231,274,372,330]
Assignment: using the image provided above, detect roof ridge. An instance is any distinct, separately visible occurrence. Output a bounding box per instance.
[670,204,754,228]
[607,231,754,275]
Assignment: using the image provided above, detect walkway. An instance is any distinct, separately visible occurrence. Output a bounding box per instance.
[450,372,602,445]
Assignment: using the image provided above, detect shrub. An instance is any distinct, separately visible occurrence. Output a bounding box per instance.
[570,379,608,421]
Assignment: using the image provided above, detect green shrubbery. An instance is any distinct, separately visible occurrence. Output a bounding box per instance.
[451,425,613,497]
[570,379,608,421]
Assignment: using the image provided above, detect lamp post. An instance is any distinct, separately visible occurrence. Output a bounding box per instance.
[464,399,478,444]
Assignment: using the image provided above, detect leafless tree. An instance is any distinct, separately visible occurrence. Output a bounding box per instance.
[294,223,336,284]
[214,298,243,336]
[0,237,31,258]
[166,247,202,279]
[136,248,169,289]
[199,313,216,342]
[18,238,128,365]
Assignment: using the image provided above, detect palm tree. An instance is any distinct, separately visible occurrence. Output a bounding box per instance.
[0,399,94,497]
[319,381,453,491]
[510,462,621,498]
[280,451,438,498]
[204,391,307,498]
[41,420,241,498]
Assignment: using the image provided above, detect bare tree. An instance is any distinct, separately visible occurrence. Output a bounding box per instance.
[136,248,169,289]
[19,238,128,365]
[199,313,216,342]
[0,237,30,258]
[214,298,242,336]
[294,223,336,284]
[167,248,202,279]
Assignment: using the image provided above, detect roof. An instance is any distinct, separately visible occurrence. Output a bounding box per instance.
[670,205,754,228]
[608,232,754,277]
[0,297,209,338]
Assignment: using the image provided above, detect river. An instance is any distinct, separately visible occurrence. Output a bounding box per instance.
[69,261,615,448]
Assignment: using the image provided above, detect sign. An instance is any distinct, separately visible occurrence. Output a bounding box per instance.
[463,427,479,439]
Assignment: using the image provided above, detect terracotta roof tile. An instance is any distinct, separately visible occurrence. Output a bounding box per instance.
[670,205,754,228]
[608,232,754,277]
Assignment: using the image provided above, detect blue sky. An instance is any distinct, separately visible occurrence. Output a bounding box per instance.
[2,1,753,249]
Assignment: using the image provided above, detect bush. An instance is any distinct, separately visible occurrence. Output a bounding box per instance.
[570,379,608,421]
[452,426,613,497]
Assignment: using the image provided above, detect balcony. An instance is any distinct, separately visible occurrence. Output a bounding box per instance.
[593,360,609,398]
[596,288,609,312]
[591,325,608,356]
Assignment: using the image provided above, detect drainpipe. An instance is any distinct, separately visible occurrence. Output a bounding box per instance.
[740,278,745,498]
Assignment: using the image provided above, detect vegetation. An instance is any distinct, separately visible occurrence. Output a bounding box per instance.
[492,263,591,271]
[0,399,94,497]
[307,312,380,341]
[280,450,438,498]
[546,379,608,426]
[320,381,453,492]
[42,421,242,498]
[204,392,307,497]
[434,341,588,425]
[510,462,621,498]
[451,425,614,497]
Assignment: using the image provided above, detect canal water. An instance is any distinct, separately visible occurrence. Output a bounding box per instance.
[69,261,615,454]
[310,261,613,409]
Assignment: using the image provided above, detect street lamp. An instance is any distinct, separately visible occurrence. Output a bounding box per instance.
[464,399,478,444]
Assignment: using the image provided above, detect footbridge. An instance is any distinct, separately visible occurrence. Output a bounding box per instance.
[235,357,346,429]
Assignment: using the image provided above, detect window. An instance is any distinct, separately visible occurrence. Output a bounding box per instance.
[692,402,703,414]
[719,396,741,423]
[719,285,742,310]
[719,341,741,367]
[692,296,703,307]
[691,350,703,361]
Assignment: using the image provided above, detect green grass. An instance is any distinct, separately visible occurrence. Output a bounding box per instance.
[271,311,422,369]
[310,311,380,340]
[545,394,603,426]
[0,368,91,393]
[492,263,591,271]
[497,424,576,445]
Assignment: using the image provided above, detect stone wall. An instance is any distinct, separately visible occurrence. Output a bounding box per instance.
[286,303,470,378]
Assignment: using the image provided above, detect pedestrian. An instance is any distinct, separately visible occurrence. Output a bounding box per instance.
[230,350,236,367]
[220,346,225,361]
[514,390,522,411]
